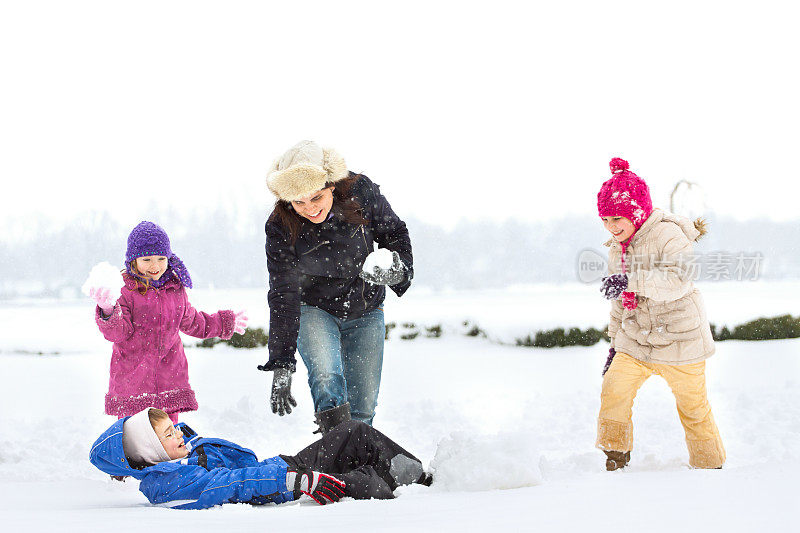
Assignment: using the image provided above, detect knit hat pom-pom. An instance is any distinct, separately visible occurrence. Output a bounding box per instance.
[609,157,629,173]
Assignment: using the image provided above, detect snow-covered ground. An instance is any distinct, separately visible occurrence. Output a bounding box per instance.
[1,285,798,531]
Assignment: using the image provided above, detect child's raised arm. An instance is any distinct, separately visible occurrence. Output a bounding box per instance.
[93,290,135,343]
[178,293,238,340]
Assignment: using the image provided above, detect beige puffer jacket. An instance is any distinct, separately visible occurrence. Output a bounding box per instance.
[606,209,715,365]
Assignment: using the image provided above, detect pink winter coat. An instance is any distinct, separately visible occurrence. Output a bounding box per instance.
[95,274,235,417]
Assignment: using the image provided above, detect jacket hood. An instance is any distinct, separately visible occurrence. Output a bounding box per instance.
[89,417,149,479]
[659,211,702,242]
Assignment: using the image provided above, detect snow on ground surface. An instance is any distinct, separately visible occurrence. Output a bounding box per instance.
[0,284,798,531]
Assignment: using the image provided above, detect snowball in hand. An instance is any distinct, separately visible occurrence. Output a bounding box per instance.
[362,248,394,273]
[81,262,124,297]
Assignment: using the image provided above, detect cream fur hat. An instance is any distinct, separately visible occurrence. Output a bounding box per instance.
[266,140,348,201]
[122,408,172,465]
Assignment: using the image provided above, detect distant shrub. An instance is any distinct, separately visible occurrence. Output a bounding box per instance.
[516,326,607,348]
[425,325,442,338]
[710,324,731,341]
[227,327,269,348]
[712,315,800,341]
[396,322,420,340]
[193,316,799,350]
[463,321,485,337]
[196,327,267,349]
[196,338,221,348]
[568,327,606,346]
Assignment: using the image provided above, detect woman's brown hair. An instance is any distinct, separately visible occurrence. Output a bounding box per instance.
[269,173,369,245]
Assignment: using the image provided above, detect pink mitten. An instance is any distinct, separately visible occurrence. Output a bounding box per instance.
[88,287,117,315]
[622,291,638,310]
[233,310,249,335]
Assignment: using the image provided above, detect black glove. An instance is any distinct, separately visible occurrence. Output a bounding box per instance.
[287,467,347,505]
[602,347,616,376]
[600,274,628,300]
[271,367,297,416]
[359,250,406,286]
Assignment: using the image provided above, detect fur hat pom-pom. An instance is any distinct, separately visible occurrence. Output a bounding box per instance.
[609,157,630,173]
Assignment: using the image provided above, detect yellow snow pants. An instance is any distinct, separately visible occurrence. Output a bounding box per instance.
[596,351,726,469]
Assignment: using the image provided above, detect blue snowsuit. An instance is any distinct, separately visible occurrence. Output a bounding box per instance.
[90,418,427,510]
[89,417,294,509]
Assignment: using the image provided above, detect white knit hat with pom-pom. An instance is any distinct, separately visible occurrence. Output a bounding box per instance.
[266,140,348,201]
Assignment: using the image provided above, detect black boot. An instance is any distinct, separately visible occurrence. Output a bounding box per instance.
[604,450,630,471]
[416,471,434,486]
[313,403,352,435]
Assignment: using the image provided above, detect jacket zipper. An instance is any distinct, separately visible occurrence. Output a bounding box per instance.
[301,240,331,255]
[361,226,369,308]
[155,289,161,394]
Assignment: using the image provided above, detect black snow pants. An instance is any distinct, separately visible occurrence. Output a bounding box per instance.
[281,420,424,500]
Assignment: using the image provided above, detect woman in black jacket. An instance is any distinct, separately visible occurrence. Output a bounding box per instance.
[259,141,413,432]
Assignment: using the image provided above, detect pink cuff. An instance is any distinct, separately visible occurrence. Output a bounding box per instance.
[219,310,236,340]
[105,388,198,418]
[95,302,122,328]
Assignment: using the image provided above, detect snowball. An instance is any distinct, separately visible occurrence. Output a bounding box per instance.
[429,431,544,491]
[81,262,124,297]
[362,248,394,273]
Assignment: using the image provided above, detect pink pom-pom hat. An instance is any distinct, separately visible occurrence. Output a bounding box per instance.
[596,157,654,229]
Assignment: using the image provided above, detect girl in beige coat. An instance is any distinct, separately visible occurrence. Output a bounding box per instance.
[595,158,725,470]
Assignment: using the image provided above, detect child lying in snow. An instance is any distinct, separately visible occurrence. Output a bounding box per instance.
[90,408,432,509]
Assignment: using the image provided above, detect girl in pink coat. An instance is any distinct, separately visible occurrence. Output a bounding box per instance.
[87,221,248,423]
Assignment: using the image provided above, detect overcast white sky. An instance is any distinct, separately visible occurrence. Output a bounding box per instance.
[2,0,799,231]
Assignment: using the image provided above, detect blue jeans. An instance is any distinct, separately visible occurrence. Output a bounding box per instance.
[297,305,385,425]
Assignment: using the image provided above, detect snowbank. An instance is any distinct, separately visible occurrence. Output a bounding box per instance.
[430,431,544,491]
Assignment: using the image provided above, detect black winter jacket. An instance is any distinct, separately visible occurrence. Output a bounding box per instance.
[260,174,413,372]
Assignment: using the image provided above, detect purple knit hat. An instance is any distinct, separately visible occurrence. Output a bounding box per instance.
[597,158,654,229]
[125,221,192,289]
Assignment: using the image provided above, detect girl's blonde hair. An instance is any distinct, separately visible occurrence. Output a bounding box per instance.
[128,260,154,295]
